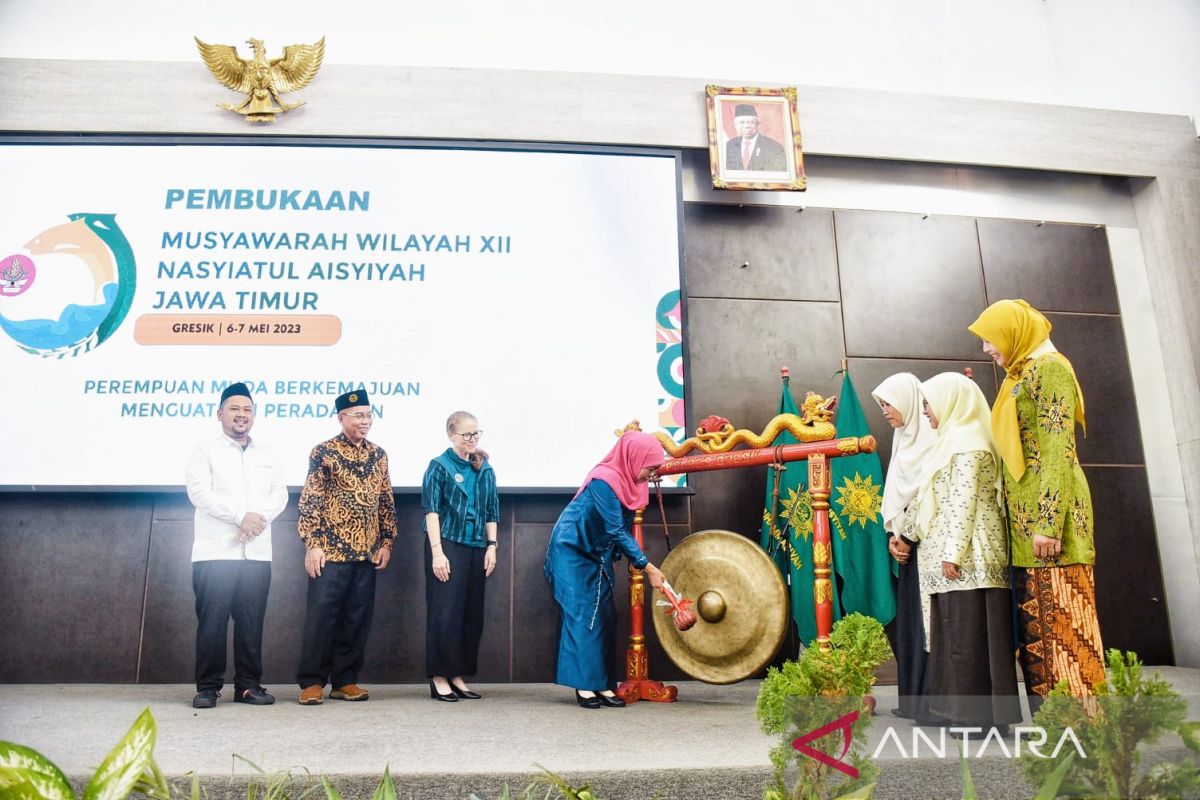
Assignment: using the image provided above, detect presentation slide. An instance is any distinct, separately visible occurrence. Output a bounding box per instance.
[0,143,686,489]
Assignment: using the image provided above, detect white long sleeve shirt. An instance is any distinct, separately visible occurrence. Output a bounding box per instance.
[185,433,289,562]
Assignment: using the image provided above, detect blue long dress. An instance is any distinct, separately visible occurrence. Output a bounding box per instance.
[543,479,649,689]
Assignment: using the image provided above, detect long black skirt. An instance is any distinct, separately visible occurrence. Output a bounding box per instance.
[927,587,1022,727]
[891,542,932,721]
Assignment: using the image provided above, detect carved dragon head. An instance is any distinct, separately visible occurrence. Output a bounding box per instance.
[800,392,838,424]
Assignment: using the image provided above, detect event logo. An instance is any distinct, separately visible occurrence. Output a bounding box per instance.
[0,213,136,358]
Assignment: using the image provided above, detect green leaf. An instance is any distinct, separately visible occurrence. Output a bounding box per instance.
[189,772,202,800]
[0,779,53,800]
[1033,751,1076,800]
[319,776,343,800]
[959,755,977,800]
[232,755,266,776]
[0,742,75,800]
[369,767,395,800]
[1178,721,1200,752]
[82,708,156,800]
[833,782,874,799]
[131,759,171,800]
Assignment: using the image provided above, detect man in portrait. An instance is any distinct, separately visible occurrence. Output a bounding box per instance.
[725,102,789,172]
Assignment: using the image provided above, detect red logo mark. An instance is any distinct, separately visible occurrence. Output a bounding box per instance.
[791,710,859,778]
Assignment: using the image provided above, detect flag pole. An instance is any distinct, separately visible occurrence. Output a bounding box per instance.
[778,367,797,659]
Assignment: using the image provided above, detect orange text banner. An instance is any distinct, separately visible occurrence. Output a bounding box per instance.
[133,314,341,346]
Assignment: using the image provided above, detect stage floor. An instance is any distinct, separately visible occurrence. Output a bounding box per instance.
[3,671,1199,800]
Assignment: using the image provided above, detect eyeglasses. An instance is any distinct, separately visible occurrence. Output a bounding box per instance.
[455,431,482,441]
[343,412,374,421]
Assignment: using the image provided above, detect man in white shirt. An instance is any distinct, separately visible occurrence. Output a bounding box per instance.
[185,382,289,708]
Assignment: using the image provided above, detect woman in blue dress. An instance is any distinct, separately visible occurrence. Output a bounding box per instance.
[544,431,667,708]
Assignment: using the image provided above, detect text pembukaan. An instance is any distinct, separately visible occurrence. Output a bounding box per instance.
[164,189,369,212]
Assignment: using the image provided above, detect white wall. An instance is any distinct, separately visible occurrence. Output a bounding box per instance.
[1,0,1198,126]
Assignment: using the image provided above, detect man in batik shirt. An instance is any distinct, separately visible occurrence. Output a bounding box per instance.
[296,390,397,705]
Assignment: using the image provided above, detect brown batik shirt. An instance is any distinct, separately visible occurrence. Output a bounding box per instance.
[298,433,397,561]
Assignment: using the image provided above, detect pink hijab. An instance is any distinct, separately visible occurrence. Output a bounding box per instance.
[575,431,667,510]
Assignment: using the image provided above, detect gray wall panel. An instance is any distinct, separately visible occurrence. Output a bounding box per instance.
[361,495,433,682]
[0,494,153,682]
[836,211,988,360]
[1084,466,1172,664]
[684,205,839,301]
[256,516,310,686]
[978,220,1119,314]
[137,518,196,684]
[1042,313,1145,466]
[510,523,558,682]
[686,298,843,536]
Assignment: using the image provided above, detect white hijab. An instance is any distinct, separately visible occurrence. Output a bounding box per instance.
[914,372,1003,537]
[871,373,938,534]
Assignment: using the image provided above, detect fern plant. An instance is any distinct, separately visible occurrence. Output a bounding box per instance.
[1020,649,1200,799]
[756,612,892,800]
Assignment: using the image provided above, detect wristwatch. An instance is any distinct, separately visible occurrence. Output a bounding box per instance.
[486,541,498,548]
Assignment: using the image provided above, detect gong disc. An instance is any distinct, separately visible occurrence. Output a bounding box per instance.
[653,529,788,684]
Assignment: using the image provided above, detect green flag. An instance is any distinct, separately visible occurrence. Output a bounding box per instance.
[828,368,896,626]
[759,376,840,645]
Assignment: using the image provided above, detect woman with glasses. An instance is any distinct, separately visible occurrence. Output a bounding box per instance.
[420,411,500,701]
[543,430,667,708]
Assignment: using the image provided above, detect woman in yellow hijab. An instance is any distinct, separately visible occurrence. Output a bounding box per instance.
[968,299,1104,713]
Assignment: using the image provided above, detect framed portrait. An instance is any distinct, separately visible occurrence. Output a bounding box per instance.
[706,85,805,191]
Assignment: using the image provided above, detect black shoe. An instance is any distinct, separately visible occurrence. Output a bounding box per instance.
[429,680,458,702]
[235,686,275,705]
[597,691,626,708]
[450,682,482,700]
[575,690,601,709]
[192,689,219,709]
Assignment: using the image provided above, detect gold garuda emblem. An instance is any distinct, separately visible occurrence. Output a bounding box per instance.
[194,36,325,122]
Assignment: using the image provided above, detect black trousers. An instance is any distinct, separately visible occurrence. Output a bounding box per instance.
[425,538,487,678]
[296,560,377,689]
[193,560,271,693]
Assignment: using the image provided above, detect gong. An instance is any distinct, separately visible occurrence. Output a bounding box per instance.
[652,529,788,684]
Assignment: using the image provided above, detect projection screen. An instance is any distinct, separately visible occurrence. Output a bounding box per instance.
[0,141,687,489]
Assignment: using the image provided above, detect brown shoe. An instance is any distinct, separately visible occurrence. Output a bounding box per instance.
[298,685,325,705]
[330,684,369,701]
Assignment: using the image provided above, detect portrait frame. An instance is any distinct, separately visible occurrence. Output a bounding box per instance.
[706,85,805,191]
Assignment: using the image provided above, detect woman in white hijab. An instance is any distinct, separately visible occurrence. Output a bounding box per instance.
[913,372,1021,733]
[871,373,938,721]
